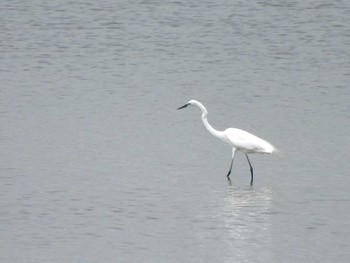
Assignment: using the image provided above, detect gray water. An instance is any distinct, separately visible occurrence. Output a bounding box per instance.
[1,0,350,262]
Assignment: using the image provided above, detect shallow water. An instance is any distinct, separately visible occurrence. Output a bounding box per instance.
[1,0,350,262]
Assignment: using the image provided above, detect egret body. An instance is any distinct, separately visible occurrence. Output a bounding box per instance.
[177,100,277,185]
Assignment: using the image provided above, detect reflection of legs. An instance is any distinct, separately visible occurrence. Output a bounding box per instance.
[245,154,254,185]
[227,148,237,178]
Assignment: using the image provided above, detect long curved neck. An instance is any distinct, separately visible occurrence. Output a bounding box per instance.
[195,103,223,139]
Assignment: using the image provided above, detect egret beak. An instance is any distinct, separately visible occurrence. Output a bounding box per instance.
[177,103,190,110]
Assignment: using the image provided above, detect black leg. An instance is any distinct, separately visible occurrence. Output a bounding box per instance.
[227,148,237,178]
[245,154,254,185]
[226,158,233,178]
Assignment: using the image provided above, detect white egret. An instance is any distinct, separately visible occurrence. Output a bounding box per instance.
[177,100,277,185]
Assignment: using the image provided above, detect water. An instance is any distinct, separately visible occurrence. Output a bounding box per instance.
[1,0,350,262]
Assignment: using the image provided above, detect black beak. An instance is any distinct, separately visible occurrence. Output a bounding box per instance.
[177,103,190,110]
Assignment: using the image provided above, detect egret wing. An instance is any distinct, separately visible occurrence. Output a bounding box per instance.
[225,128,275,153]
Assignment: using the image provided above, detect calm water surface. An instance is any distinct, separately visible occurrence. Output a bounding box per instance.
[1,0,350,262]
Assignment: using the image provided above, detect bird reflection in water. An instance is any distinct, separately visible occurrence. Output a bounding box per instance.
[222,186,273,261]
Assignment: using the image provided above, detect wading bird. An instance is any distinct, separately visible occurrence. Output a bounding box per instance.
[177,100,277,185]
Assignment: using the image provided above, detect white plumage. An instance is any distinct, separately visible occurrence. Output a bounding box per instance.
[177,99,277,185]
[223,128,276,154]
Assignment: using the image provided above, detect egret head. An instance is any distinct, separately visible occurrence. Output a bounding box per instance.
[177,100,200,110]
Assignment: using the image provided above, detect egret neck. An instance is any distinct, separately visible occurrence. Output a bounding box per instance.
[193,101,225,141]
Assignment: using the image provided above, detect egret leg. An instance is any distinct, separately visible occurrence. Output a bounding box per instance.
[245,154,254,185]
[227,148,237,178]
